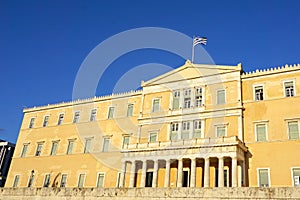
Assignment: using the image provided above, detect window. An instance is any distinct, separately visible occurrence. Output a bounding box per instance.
[217,89,225,104]
[173,90,180,109]
[21,144,28,157]
[194,120,202,138]
[216,126,226,137]
[108,107,115,119]
[127,104,134,117]
[60,174,67,187]
[149,132,158,142]
[182,121,190,140]
[50,141,59,156]
[43,174,51,187]
[84,138,92,153]
[57,114,64,125]
[288,121,299,140]
[90,109,97,121]
[78,174,85,188]
[122,136,130,148]
[170,123,179,141]
[13,175,20,187]
[292,168,300,187]
[258,169,270,187]
[73,111,80,123]
[195,88,203,107]
[66,140,74,154]
[96,173,105,188]
[254,86,264,101]
[29,117,35,128]
[116,172,121,188]
[256,124,267,142]
[184,89,191,108]
[102,138,110,152]
[35,143,43,156]
[27,172,35,187]
[284,81,295,97]
[152,98,160,112]
[43,116,49,127]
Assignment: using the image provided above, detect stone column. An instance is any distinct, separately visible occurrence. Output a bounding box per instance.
[119,161,126,187]
[218,157,224,187]
[129,161,136,188]
[140,160,147,187]
[232,157,238,187]
[177,159,183,187]
[190,158,196,187]
[164,160,170,187]
[152,160,159,187]
[204,157,210,187]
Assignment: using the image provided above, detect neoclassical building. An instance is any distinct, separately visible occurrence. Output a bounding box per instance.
[5,61,300,188]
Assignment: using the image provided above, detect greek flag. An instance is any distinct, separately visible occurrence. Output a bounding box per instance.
[193,37,207,46]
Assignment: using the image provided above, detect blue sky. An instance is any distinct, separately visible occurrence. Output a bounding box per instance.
[1,0,300,143]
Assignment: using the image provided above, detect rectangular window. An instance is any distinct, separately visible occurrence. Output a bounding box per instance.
[216,126,226,137]
[60,174,67,187]
[149,132,158,142]
[170,123,179,141]
[96,173,105,188]
[90,109,97,121]
[182,121,190,140]
[122,136,130,148]
[66,140,74,154]
[284,81,295,97]
[288,121,299,140]
[102,138,110,152]
[78,174,85,188]
[13,175,20,187]
[84,138,92,153]
[194,120,202,138]
[43,116,49,127]
[217,89,225,104]
[50,141,59,156]
[21,144,28,157]
[43,174,51,187]
[292,168,300,187]
[173,90,180,109]
[256,124,267,142]
[152,98,160,112]
[73,111,80,123]
[108,107,115,119]
[255,86,264,101]
[29,117,35,128]
[35,143,43,156]
[195,88,203,107]
[184,89,191,108]
[127,104,134,117]
[57,114,64,125]
[258,169,270,187]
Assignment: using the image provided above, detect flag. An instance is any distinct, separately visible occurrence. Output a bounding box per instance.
[193,36,207,46]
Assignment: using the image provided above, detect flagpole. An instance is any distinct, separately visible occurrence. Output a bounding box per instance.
[192,36,195,63]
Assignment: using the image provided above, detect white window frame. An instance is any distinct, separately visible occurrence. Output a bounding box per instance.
[152,98,161,112]
[287,120,300,140]
[183,88,192,109]
[96,172,105,188]
[50,141,59,156]
[149,132,158,143]
[122,135,130,148]
[28,117,35,129]
[216,89,226,104]
[21,143,29,157]
[35,143,43,156]
[102,137,110,152]
[90,109,97,121]
[216,125,227,137]
[84,138,93,153]
[77,173,86,188]
[60,174,68,187]
[291,167,300,187]
[13,174,20,187]
[57,113,64,125]
[195,87,203,107]
[257,168,271,187]
[170,122,179,141]
[43,174,51,187]
[283,80,296,97]
[172,90,181,109]
[126,103,134,117]
[73,111,80,123]
[66,139,75,154]
[255,123,268,142]
[108,106,115,119]
[43,115,50,127]
[253,84,265,101]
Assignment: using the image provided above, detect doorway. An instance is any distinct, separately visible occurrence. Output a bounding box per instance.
[145,172,153,187]
[182,169,190,187]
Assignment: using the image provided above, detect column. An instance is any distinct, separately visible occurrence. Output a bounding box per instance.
[190,158,196,187]
[231,157,238,187]
[129,161,136,188]
[204,157,210,187]
[177,159,183,187]
[119,161,126,187]
[164,160,170,187]
[152,160,159,187]
[218,157,224,187]
[140,160,147,187]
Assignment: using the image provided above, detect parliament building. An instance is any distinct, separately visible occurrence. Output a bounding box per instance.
[5,61,300,188]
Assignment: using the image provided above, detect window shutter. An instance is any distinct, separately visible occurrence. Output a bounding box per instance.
[256,124,266,141]
[217,90,225,104]
[288,122,299,139]
[259,169,269,187]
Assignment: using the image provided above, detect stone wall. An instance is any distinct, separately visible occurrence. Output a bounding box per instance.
[0,187,299,200]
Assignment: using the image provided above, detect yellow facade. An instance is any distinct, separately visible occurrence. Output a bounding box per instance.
[5,61,300,188]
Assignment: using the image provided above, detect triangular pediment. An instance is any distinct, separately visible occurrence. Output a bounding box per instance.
[141,60,242,87]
